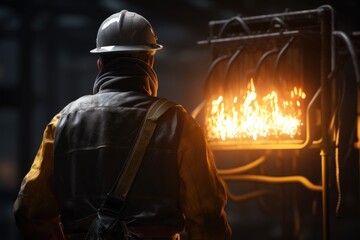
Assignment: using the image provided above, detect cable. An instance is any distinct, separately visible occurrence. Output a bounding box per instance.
[217,155,267,175]
[268,17,288,32]
[218,16,251,38]
[273,37,295,84]
[203,54,231,96]
[335,129,342,218]
[224,46,244,92]
[333,31,360,84]
[221,175,323,192]
[253,48,279,85]
[329,30,360,218]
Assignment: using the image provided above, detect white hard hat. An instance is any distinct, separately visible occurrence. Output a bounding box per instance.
[90,10,163,54]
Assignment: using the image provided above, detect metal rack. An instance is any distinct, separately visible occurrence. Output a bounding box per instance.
[194,5,360,239]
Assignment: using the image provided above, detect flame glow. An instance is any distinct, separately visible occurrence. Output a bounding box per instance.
[205,79,306,141]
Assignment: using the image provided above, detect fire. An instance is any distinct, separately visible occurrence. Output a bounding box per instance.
[205,79,306,141]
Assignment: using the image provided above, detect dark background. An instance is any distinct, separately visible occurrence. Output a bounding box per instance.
[0,0,359,239]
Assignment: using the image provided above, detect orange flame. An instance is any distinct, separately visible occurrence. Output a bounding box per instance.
[205,79,306,141]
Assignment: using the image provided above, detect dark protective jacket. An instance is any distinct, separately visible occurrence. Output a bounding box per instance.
[14,57,231,240]
[54,91,186,237]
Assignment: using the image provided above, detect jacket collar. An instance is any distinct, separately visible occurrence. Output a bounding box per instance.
[93,57,158,96]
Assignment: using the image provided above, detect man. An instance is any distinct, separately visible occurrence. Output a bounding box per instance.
[13,10,232,240]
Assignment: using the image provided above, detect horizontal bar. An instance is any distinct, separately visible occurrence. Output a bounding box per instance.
[208,140,321,150]
[198,30,302,46]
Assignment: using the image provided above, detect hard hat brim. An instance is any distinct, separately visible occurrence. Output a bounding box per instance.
[90,44,163,54]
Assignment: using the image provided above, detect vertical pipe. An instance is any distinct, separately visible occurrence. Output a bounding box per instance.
[319,5,334,240]
[357,85,360,216]
[292,152,301,240]
[321,150,329,240]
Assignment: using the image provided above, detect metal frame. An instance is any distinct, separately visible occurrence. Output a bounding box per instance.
[194,5,360,240]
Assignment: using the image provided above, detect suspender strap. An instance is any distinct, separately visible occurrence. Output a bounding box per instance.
[112,98,176,199]
[85,99,176,240]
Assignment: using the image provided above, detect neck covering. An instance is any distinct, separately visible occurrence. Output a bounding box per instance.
[93,57,158,96]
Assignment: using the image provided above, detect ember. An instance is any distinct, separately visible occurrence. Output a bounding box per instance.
[205,78,306,141]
